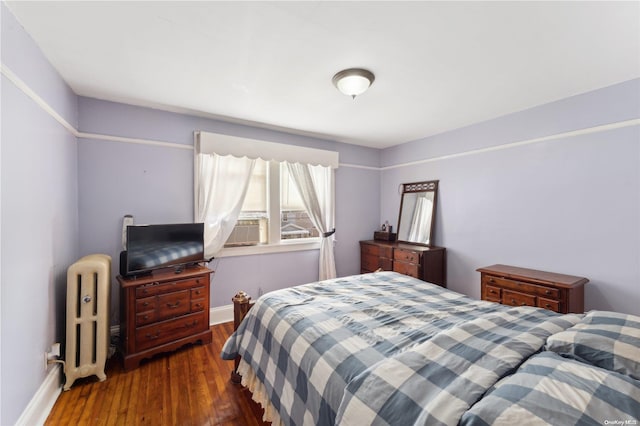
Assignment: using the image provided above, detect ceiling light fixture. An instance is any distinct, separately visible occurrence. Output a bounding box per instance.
[332,68,375,99]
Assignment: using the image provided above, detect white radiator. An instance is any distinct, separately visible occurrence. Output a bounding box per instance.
[64,254,111,391]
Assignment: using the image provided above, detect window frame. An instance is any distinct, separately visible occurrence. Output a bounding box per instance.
[195,131,338,258]
[217,161,322,258]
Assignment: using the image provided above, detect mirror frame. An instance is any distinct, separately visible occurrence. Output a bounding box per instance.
[396,180,439,246]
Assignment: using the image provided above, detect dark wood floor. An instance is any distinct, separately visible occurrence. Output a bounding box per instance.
[45,322,270,425]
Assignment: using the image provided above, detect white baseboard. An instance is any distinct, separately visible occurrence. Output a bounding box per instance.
[15,364,62,426]
[210,304,234,325]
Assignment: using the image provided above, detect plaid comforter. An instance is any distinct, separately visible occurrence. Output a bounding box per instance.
[460,351,640,425]
[221,272,581,425]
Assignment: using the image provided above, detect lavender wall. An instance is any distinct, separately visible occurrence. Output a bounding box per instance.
[3,1,637,422]
[1,4,79,424]
[1,3,379,419]
[77,98,381,320]
[381,79,640,316]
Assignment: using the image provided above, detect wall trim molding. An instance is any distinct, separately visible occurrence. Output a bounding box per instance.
[66,118,640,171]
[4,61,638,173]
[2,62,375,169]
[380,118,640,171]
[76,131,192,150]
[1,63,79,137]
[15,364,62,426]
[338,162,380,170]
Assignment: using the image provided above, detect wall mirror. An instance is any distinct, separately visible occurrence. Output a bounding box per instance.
[396,180,438,246]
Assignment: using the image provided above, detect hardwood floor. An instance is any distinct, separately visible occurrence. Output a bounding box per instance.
[45,322,270,425]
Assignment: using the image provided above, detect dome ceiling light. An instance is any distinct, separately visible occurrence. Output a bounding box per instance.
[332,68,375,99]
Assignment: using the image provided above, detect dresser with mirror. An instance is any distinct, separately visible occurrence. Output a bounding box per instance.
[360,180,446,287]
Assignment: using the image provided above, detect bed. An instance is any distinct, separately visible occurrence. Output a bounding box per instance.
[221,271,640,425]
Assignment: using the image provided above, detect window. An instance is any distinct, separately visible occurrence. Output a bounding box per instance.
[280,163,319,241]
[194,131,338,259]
[225,160,319,247]
[225,159,268,247]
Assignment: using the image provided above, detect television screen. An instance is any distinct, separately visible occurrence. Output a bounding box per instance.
[125,223,204,276]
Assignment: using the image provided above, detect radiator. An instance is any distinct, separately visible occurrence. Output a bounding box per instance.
[64,254,111,391]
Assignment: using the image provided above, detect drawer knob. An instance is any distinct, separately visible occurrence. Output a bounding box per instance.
[521,302,526,306]
[488,278,494,283]
[166,301,181,309]
[545,304,551,308]
[489,290,496,294]
[511,299,516,303]
[145,333,159,340]
[545,290,551,295]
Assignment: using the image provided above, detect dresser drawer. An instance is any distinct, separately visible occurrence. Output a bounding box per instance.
[136,296,156,312]
[362,254,393,272]
[360,243,379,257]
[135,310,157,326]
[135,312,207,351]
[135,277,205,298]
[156,290,190,320]
[393,261,421,278]
[394,248,420,264]
[502,290,536,308]
[379,258,393,271]
[191,287,206,299]
[483,275,560,300]
[361,253,380,272]
[483,284,502,302]
[538,297,561,313]
[191,299,206,312]
[379,246,393,259]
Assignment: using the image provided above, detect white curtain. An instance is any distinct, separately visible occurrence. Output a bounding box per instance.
[408,195,433,244]
[286,162,336,280]
[195,152,255,258]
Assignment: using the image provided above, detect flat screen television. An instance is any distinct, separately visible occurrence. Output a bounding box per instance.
[122,223,205,276]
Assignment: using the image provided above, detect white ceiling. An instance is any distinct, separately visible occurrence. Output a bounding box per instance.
[6,1,640,149]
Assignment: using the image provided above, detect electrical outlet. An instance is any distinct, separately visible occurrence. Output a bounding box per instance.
[44,343,62,370]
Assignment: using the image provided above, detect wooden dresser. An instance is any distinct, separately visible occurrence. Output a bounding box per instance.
[118,265,213,370]
[477,264,588,314]
[360,240,446,287]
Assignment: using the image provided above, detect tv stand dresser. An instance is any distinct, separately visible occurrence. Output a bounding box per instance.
[117,265,212,370]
